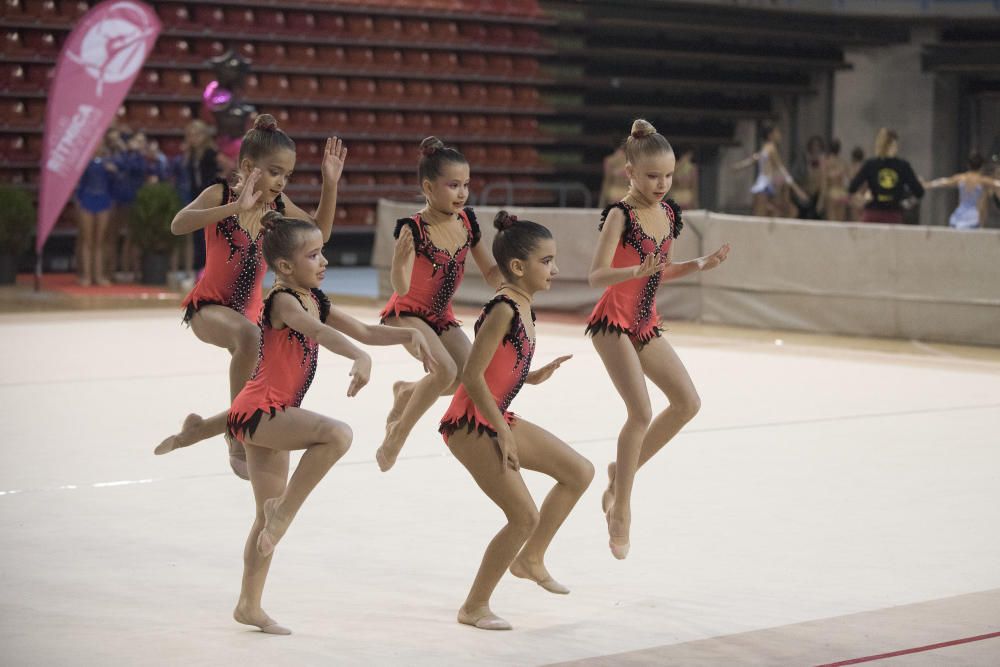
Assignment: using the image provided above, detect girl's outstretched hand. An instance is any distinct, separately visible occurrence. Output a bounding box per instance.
[409,329,437,373]
[236,169,262,211]
[527,354,572,385]
[322,137,347,184]
[347,353,372,397]
[698,244,731,272]
[632,252,667,278]
[494,428,519,473]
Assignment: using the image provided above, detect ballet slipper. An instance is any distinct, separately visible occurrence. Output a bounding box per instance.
[375,445,394,472]
[509,560,570,595]
[225,432,249,480]
[606,508,630,560]
[376,423,402,472]
[234,608,291,635]
[457,608,512,631]
[154,414,202,455]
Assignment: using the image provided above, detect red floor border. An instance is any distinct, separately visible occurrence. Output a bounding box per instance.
[816,630,1000,666]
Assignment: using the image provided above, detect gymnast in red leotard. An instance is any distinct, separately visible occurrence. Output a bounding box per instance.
[440,210,593,632]
[587,119,730,561]
[375,136,502,472]
[171,113,346,479]
[156,211,433,636]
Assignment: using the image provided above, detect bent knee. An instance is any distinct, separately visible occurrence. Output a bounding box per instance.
[325,422,353,453]
[509,506,540,536]
[675,393,701,422]
[573,458,596,491]
[233,322,260,353]
[626,404,653,428]
[430,358,458,388]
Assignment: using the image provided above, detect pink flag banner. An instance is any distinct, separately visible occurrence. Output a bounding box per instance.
[37,0,161,254]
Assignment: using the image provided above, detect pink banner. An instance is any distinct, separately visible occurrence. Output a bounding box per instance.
[37,0,161,253]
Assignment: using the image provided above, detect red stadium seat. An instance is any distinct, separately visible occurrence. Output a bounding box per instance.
[320,109,350,133]
[430,51,459,74]
[431,81,461,104]
[404,112,433,134]
[289,108,320,130]
[346,47,375,70]
[193,6,225,28]
[351,142,377,164]
[488,145,514,166]
[462,144,488,165]
[238,42,256,61]
[162,103,194,127]
[375,79,405,102]
[192,39,226,60]
[289,75,320,99]
[488,85,515,108]
[350,111,378,133]
[486,54,514,76]
[402,50,432,73]
[314,13,344,34]
[160,69,196,96]
[462,84,489,105]
[488,115,514,134]
[403,19,432,42]
[130,69,159,93]
[374,48,404,70]
[285,11,318,33]
[403,80,433,103]
[459,23,488,44]
[460,53,488,74]
[464,114,488,134]
[513,146,540,165]
[316,46,347,68]
[431,113,461,134]
[374,17,403,39]
[347,15,376,38]
[256,43,288,65]
[258,74,291,96]
[375,112,406,132]
[513,117,539,135]
[348,78,377,101]
[512,57,540,77]
[0,134,25,160]
[0,99,28,128]
[255,9,286,32]
[319,76,349,100]
[156,3,191,27]
[513,87,540,106]
[284,45,313,66]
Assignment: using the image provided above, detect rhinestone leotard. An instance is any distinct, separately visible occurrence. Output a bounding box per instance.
[439,294,536,442]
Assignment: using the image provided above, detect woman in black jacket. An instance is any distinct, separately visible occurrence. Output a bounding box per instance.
[848,128,924,224]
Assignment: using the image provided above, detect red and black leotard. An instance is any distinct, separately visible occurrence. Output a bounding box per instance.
[181,179,285,324]
[227,287,331,443]
[380,207,481,335]
[439,294,535,442]
[585,199,683,346]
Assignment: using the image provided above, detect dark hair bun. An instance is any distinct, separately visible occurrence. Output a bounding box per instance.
[261,210,285,232]
[253,114,279,132]
[419,136,444,157]
[493,210,518,232]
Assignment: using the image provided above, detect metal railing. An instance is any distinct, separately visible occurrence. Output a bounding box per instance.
[476,181,593,208]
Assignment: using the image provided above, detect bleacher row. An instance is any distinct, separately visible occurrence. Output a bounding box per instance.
[0,0,552,232]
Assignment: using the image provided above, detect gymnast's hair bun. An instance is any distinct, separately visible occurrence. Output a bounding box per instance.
[631,118,656,139]
[253,114,279,132]
[419,136,445,157]
[261,210,285,232]
[493,210,518,232]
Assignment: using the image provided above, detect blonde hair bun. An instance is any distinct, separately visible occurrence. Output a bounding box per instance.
[630,119,656,139]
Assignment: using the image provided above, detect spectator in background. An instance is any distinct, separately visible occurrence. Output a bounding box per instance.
[74,135,117,286]
[599,144,629,208]
[923,152,1000,230]
[818,139,849,222]
[847,146,866,221]
[671,146,699,209]
[848,128,924,224]
[175,120,220,274]
[112,131,151,280]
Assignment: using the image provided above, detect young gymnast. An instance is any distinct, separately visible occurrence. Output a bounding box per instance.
[924,152,1000,229]
[156,211,434,635]
[734,123,806,217]
[172,114,346,479]
[440,211,592,631]
[375,137,503,472]
[587,119,730,559]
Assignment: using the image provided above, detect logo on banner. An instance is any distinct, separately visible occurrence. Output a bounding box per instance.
[64,1,156,96]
